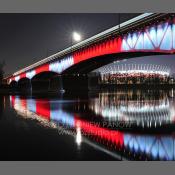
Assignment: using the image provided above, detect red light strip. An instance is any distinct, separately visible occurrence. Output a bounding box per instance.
[73,38,122,64]
[74,116,124,146]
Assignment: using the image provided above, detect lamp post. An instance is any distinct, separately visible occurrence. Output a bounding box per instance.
[60,32,82,93]
[72,32,82,43]
[71,31,82,50]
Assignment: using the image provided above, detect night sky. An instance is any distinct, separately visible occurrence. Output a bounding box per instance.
[0,13,175,76]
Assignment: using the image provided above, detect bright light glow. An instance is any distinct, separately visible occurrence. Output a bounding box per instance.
[76,127,82,146]
[73,32,81,42]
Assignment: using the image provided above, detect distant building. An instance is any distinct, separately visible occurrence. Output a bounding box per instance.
[92,63,173,85]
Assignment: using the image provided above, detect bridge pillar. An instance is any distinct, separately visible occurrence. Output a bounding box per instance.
[62,74,89,92]
[18,78,32,94]
[48,75,65,93]
[88,72,101,91]
[9,81,19,94]
[32,79,50,94]
[30,79,32,94]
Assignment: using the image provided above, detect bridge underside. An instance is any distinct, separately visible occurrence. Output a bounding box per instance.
[9,52,172,94]
[63,52,165,74]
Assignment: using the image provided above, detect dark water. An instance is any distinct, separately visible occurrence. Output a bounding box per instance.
[1,89,175,160]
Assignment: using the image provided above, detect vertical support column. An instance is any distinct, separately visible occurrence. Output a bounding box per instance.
[88,72,100,91]
[48,79,51,92]
[30,79,32,95]
[16,81,19,93]
[58,75,65,93]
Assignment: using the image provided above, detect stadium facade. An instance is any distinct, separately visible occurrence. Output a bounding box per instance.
[89,63,174,86]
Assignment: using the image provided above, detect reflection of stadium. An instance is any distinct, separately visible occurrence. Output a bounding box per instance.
[89,90,175,127]
[93,63,172,85]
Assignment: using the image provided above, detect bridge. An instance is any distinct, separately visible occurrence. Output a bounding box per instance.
[6,13,175,93]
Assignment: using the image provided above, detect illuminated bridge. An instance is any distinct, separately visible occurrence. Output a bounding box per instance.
[5,13,175,92]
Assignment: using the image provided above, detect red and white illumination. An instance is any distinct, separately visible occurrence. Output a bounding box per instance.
[8,16,175,84]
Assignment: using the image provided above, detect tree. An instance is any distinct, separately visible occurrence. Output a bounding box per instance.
[0,60,5,85]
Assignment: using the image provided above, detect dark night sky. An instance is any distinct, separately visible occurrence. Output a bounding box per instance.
[0,13,175,76]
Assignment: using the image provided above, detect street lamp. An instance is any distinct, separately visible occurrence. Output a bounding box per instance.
[72,32,82,42]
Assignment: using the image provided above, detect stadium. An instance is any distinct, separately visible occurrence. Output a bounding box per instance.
[92,62,172,85]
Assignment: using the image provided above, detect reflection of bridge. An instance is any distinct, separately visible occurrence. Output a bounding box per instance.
[5,13,175,92]
[10,95,175,160]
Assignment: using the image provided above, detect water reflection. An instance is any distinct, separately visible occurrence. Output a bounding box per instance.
[9,90,175,160]
[89,90,175,127]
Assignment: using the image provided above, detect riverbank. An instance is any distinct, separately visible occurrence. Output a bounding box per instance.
[1,83,175,95]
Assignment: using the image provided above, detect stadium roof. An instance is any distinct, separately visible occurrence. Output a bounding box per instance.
[93,63,171,76]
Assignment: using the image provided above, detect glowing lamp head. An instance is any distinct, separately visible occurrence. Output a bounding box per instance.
[73,32,81,42]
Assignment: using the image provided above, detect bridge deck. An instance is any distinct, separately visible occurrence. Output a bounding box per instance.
[13,13,161,76]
